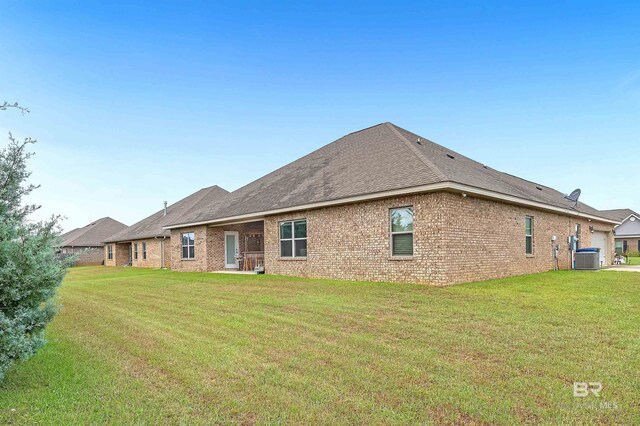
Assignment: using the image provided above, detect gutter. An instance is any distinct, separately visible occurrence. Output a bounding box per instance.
[162,181,621,230]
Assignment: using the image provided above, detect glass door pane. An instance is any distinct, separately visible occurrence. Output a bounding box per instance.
[226,234,236,266]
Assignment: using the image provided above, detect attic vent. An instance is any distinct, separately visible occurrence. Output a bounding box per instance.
[446,153,455,159]
[416,138,423,146]
[536,186,543,191]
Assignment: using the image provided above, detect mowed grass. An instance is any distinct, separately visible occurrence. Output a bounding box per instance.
[1,267,639,425]
[627,256,640,265]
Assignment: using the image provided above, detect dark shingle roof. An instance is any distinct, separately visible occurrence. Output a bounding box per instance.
[104,186,228,243]
[167,122,614,227]
[599,209,639,222]
[60,217,128,247]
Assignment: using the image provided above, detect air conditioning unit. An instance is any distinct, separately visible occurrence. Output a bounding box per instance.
[575,249,600,270]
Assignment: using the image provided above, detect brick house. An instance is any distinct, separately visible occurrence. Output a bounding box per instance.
[59,217,127,266]
[103,186,229,268]
[160,123,618,285]
[601,209,640,254]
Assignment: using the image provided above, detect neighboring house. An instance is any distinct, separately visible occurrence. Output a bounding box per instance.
[600,209,640,254]
[103,186,229,268]
[162,122,617,286]
[59,217,128,266]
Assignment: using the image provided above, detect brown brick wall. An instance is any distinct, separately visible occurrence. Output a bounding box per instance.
[130,238,169,268]
[169,226,209,272]
[264,193,446,284]
[170,222,263,272]
[615,238,640,254]
[65,246,105,266]
[437,192,614,285]
[106,239,171,268]
[263,192,614,285]
[169,191,614,285]
[163,238,172,268]
[105,242,131,267]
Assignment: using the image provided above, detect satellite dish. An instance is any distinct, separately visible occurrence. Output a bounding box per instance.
[565,188,581,202]
[565,188,581,207]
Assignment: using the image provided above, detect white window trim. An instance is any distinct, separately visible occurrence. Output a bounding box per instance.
[181,232,196,260]
[525,216,534,255]
[279,219,307,258]
[133,243,138,260]
[142,242,147,260]
[390,206,414,257]
[107,245,113,260]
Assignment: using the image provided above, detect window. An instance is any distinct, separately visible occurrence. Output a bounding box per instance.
[390,207,414,256]
[525,216,534,255]
[142,242,147,260]
[107,245,113,260]
[181,232,195,259]
[279,220,307,257]
[134,243,138,260]
[615,240,623,254]
[623,240,628,253]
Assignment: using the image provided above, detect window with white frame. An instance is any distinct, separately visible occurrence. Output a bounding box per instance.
[142,242,147,260]
[390,207,414,256]
[134,243,138,260]
[107,245,113,260]
[279,220,307,257]
[181,232,195,259]
[525,216,534,255]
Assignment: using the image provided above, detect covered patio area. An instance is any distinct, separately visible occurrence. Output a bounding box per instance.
[210,220,264,272]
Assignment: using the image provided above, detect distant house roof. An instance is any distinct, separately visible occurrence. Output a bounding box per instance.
[60,217,128,247]
[165,122,616,228]
[104,185,229,243]
[600,209,640,222]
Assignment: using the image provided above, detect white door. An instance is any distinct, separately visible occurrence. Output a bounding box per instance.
[591,231,608,266]
[224,231,239,268]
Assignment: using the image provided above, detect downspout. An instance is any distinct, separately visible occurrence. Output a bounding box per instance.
[156,201,169,269]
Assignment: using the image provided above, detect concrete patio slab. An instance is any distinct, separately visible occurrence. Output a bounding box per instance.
[602,265,640,272]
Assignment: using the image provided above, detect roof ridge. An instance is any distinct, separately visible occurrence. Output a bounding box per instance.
[179,186,227,217]
[385,123,447,182]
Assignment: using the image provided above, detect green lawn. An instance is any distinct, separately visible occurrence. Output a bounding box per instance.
[1,267,638,425]
[627,256,640,265]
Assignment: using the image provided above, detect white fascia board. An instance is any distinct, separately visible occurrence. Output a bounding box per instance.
[164,181,620,229]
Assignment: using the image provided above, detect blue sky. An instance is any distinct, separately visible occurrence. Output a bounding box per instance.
[1,1,638,232]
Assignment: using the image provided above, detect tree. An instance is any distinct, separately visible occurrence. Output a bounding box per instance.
[0,102,67,382]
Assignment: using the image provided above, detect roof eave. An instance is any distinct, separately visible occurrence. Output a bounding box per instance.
[103,233,168,244]
[163,181,620,229]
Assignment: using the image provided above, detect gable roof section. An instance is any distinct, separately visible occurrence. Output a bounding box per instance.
[166,123,617,228]
[104,185,228,243]
[60,217,128,247]
[599,208,639,223]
